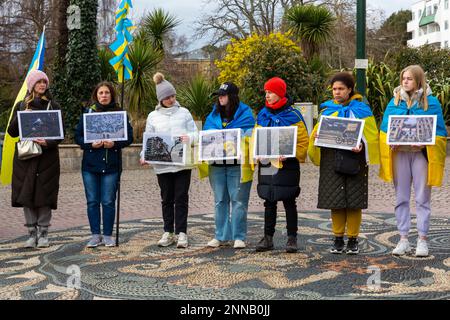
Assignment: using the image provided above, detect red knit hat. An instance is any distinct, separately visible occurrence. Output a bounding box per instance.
[264,77,286,98]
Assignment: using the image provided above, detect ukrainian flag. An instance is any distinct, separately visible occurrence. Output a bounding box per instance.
[0,29,46,185]
[109,0,135,83]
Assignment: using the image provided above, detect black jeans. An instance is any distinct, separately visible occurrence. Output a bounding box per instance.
[263,198,298,237]
[156,169,192,234]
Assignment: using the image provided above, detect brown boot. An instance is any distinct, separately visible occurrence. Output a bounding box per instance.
[286,235,298,253]
[255,235,274,252]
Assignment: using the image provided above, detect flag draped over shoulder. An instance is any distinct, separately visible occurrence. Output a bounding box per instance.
[109,0,135,83]
[1,29,46,185]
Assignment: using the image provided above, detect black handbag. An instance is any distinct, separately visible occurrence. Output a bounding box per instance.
[334,149,360,175]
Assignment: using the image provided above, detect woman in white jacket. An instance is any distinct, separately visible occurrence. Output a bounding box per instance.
[140,72,198,248]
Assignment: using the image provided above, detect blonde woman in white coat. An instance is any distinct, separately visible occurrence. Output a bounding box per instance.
[140,73,198,248]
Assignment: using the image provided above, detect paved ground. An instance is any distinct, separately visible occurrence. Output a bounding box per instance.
[0,160,449,301]
[0,213,448,300]
[1,159,450,240]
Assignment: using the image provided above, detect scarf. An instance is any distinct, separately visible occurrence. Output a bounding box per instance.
[265,97,288,110]
[204,101,255,131]
[320,94,373,119]
[257,104,305,127]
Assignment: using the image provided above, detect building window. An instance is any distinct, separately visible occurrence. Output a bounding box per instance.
[446,21,449,30]
[434,5,438,14]
[445,41,449,48]
[427,6,431,16]
[446,0,449,10]
[419,9,422,17]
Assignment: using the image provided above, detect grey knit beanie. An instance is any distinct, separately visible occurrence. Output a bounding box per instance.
[153,72,176,102]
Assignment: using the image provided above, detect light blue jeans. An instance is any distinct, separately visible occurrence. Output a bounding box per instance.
[82,171,119,236]
[208,165,252,241]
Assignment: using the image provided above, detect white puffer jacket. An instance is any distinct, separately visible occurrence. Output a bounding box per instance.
[140,101,199,174]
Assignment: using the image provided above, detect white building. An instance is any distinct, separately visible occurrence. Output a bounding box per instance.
[407,0,450,48]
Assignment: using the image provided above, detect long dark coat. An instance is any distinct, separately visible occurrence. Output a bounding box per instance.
[317,146,368,210]
[7,96,62,209]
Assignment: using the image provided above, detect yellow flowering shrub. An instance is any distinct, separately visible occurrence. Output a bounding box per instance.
[216,33,327,109]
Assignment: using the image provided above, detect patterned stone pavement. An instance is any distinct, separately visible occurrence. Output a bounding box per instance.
[1,159,449,300]
[0,212,449,300]
[1,158,450,240]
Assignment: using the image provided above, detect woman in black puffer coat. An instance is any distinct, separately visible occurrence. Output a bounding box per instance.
[7,70,62,249]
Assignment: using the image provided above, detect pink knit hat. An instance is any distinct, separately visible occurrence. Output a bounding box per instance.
[26,70,49,93]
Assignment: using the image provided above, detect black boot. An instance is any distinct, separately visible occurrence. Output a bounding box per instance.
[330,236,345,254]
[255,235,274,252]
[286,236,298,253]
[346,237,359,255]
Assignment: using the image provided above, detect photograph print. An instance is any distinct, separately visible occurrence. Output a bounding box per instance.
[254,126,297,159]
[83,111,128,143]
[314,116,365,151]
[142,132,186,166]
[199,129,241,162]
[18,110,64,140]
[387,115,437,145]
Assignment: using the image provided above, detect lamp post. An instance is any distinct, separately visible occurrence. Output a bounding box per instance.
[356,0,367,96]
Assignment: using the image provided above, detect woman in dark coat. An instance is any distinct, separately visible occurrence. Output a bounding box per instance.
[308,72,380,255]
[7,70,62,248]
[253,77,309,253]
[75,81,133,248]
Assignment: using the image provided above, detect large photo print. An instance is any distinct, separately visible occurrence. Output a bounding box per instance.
[83,111,128,143]
[18,110,64,140]
[142,132,186,166]
[253,126,297,159]
[199,129,241,162]
[387,115,437,145]
[314,116,365,151]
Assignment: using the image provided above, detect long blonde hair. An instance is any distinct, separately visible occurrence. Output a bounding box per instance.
[394,65,428,111]
[24,89,49,110]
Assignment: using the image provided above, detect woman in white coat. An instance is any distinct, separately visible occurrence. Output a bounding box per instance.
[140,72,198,248]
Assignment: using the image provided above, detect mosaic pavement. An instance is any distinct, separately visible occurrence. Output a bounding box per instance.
[0,212,449,300]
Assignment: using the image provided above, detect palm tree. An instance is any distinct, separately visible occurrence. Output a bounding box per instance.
[126,39,163,115]
[98,47,116,82]
[139,8,180,52]
[177,76,218,121]
[285,5,335,60]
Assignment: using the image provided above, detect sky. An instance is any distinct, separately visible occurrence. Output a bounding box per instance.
[131,0,415,51]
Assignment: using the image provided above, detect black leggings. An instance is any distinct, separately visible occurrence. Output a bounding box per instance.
[263,198,298,237]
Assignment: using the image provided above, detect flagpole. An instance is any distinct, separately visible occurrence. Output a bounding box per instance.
[116,67,125,247]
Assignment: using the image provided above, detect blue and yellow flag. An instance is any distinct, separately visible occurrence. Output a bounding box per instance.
[1,29,46,185]
[109,0,135,83]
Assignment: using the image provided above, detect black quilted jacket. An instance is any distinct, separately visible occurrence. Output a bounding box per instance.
[317,146,368,209]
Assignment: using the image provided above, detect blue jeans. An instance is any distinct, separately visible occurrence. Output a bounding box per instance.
[208,165,252,241]
[82,171,119,236]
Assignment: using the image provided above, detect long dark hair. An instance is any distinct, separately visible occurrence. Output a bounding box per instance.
[91,81,119,107]
[330,72,356,97]
[216,93,240,120]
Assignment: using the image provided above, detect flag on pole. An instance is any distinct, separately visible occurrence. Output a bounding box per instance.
[109,0,135,83]
[1,28,46,185]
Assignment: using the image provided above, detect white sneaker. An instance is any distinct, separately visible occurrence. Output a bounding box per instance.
[37,229,49,248]
[233,240,246,249]
[392,239,411,256]
[415,238,429,257]
[207,238,221,248]
[177,232,188,248]
[158,232,175,247]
